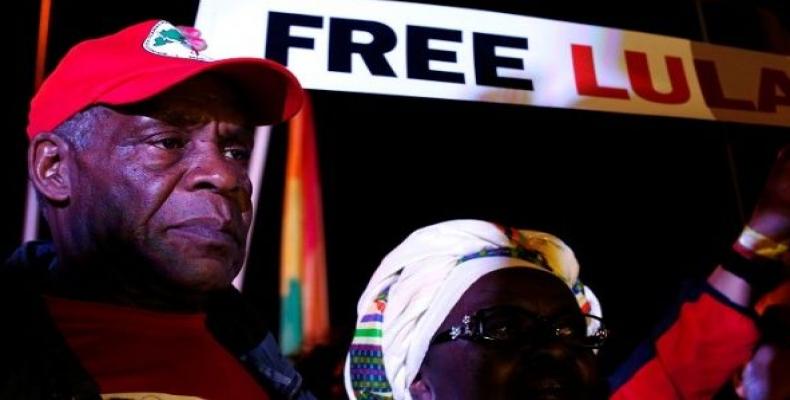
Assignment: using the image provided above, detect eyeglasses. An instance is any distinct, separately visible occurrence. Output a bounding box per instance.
[429,305,609,350]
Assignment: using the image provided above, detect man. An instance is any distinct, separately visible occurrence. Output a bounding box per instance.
[344,147,790,399]
[2,20,313,399]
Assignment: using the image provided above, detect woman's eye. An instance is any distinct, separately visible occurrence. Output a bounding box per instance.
[489,325,511,339]
[555,326,576,338]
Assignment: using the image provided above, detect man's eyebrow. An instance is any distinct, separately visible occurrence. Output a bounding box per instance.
[221,126,255,143]
[135,117,166,130]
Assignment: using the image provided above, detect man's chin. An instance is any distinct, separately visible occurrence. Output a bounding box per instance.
[158,256,242,293]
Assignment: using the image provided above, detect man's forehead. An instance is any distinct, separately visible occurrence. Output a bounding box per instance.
[115,74,256,130]
[127,114,253,136]
[156,74,246,104]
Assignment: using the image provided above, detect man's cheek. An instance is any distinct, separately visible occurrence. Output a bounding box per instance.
[242,210,254,230]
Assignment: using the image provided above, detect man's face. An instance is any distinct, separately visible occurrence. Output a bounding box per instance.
[413,268,602,400]
[66,75,254,292]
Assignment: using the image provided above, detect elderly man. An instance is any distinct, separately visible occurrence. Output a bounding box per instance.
[345,148,790,399]
[2,20,313,399]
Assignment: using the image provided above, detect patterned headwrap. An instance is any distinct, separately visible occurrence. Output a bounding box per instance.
[344,220,602,400]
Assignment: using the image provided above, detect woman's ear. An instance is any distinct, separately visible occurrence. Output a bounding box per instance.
[28,133,73,204]
[409,372,434,400]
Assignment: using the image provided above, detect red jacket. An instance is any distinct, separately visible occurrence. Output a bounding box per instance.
[609,284,758,399]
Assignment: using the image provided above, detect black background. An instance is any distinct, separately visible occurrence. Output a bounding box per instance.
[4,0,788,390]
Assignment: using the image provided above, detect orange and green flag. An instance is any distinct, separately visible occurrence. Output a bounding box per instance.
[280,94,330,355]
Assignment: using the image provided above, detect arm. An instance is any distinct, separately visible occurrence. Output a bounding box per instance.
[609,277,759,400]
[610,146,790,400]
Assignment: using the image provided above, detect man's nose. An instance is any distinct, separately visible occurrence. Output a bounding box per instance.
[184,141,251,199]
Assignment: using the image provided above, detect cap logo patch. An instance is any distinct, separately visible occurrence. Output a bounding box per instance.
[143,20,212,61]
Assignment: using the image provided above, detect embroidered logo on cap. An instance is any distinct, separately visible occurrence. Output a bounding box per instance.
[143,20,212,61]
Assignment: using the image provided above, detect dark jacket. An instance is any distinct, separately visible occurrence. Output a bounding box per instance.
[0,241,314,400]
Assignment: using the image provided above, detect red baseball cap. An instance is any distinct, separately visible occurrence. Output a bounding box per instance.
[27,19,304,138]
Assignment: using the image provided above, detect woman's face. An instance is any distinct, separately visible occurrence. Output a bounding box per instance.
[410,268,604,400]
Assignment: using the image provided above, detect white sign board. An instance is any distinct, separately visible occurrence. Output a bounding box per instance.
[196,0,790,127]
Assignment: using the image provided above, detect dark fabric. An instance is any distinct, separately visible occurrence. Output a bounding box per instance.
[0,241,315,400]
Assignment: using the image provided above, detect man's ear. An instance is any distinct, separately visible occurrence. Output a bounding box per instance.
[28,132,73,204]
[409,372,434,400]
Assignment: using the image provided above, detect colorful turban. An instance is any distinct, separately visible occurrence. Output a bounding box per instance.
[344,219,602,400]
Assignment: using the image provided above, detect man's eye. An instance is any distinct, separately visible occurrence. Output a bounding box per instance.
[152,137,185,150]
[224,147,252,161]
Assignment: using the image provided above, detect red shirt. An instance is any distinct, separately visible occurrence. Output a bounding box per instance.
[46,296,270,400]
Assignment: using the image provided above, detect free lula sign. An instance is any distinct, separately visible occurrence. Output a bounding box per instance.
[196,0,790,127]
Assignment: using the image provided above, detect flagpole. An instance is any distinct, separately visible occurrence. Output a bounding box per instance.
[22,0,53,243]
[693,0,746,225]
[233,126,272,291]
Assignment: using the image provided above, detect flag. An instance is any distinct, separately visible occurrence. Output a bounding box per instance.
[280,94,330,355]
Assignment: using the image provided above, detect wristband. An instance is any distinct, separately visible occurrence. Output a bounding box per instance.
[722,248,784,296]
[734,225,789,260]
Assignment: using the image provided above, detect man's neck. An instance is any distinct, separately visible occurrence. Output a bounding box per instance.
[46,255,211,313]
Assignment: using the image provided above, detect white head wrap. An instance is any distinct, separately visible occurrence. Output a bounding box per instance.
[344,220,601,400]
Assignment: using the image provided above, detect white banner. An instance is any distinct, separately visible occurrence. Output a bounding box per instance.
[196,0,790,127]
